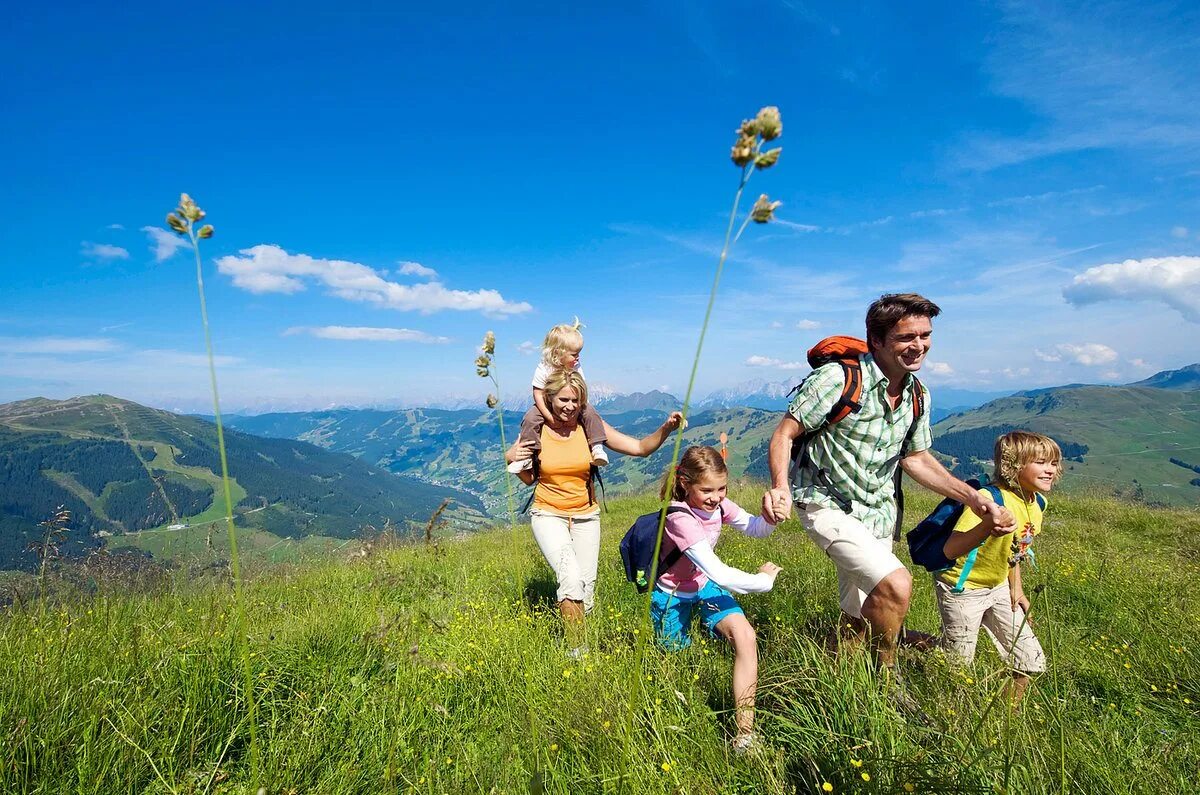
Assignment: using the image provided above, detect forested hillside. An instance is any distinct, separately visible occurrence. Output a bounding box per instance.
[0,396,485,570]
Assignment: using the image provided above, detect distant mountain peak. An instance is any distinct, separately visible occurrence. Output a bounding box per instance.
[1128,363,1200,391]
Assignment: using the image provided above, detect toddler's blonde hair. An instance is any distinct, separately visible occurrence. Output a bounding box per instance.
[992,430,1063,491]
[542,318,585,366]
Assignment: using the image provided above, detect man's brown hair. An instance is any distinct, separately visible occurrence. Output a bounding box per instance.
[865,293,942,351]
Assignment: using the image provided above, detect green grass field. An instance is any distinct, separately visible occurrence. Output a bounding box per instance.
[2,484,1198,794]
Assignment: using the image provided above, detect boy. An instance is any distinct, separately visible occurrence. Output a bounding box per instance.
[937,430,1061,705]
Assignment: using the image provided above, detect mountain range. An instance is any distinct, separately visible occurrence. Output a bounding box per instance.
[0,396,485,571]
[4,364,1196,571]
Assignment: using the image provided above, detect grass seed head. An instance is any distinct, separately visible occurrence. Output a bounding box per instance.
[731,133,757,167]
[755,147,781,170]
[755,106,782,140]
[197,224,214,239]
[750,194,781,223]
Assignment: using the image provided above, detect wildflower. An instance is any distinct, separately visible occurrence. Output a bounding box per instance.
[550,743,558,752]
[602,720,611,729]
[755,106,782,140]
[850,759,863,768]
[661,762,672,772]
[861,773,871,782]
[822,784,833,793]
[750,194,781,223]
[904,785,915,792]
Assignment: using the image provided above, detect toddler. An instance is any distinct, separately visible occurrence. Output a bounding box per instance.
[509,319,608,473]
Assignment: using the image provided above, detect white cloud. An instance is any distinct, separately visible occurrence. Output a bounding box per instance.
[106,223,124,230]
[81,242,130,260]
[1063,256,1200,322]
[517,340,538,355]
[141,226,190,262]
[1036,343,1120,366]
[796,319,821,330]
[925,361,954,376]
[1130,358,1153,369]
[773,218,822,233]
[398,262,439,279]
[140,349,244,368]
[1171,226,1190,239]
[215,245,532,316]
[0,336,119,354]
[283,326,450,344]
[745,355,807,370]
[769,321,783,329]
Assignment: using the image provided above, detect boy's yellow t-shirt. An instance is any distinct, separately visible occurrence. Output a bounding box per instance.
[938,486,1044,590]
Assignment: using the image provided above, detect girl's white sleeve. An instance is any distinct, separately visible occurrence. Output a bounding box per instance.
[683,540,775,594]
[724,502,775,539]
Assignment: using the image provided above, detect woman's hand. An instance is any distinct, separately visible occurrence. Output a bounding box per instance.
[505,439,536,465]
[663,411,687,431]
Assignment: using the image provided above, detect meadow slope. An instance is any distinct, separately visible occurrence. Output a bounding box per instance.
[1,486,1198,794]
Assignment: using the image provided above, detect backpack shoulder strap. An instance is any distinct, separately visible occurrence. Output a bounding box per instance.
[953,484,1003,594]
[1035,493,1047,511]
[657,506,693,573]
[824,359,864,426]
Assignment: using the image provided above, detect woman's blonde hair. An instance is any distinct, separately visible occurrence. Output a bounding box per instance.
[661,446,727,502]
[541,368,588,409]
[542,318,585,366]
[992,430,1063,491]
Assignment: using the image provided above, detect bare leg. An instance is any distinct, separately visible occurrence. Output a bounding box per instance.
[859,567,913,669]
[559,599,586,649]
[715,613,758,737]
[1007,673,1032,707]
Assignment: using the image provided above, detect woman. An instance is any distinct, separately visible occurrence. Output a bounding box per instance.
[506,369,684,655]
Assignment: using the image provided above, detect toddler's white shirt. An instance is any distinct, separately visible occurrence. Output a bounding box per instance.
[532,360,585,389]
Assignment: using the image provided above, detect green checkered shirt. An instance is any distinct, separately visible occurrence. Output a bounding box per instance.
[788,354,932,539]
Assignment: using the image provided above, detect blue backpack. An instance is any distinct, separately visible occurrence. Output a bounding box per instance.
[619,506,690,593]
[907,480,1045,593]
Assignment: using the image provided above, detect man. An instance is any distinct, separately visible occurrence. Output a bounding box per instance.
[762,293,1013,683]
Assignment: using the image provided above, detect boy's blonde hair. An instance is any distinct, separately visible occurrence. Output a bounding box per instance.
[661,446,727,502]
[992,431,1063,491]
[542,318,585,366]
[542,368,588,409]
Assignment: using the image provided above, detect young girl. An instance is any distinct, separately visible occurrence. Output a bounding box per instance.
[937,430,1061,705]
[508,319,608,473]
[654,446,782,752]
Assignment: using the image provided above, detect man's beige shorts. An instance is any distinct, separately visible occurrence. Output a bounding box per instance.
[800,504,905,619]
[934,579,1046,674]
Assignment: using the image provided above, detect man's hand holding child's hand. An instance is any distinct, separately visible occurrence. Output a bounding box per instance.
[761,487,792,524]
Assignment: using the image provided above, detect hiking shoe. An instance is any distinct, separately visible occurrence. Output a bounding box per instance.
[590,444,609,467]
[731,732,763,756]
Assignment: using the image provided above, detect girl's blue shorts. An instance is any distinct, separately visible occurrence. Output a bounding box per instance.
[650,581,744,651]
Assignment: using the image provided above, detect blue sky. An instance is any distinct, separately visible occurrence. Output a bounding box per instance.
[2,1,1198,413]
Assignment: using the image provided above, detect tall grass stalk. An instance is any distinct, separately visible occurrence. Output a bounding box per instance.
[168,194,258,779]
